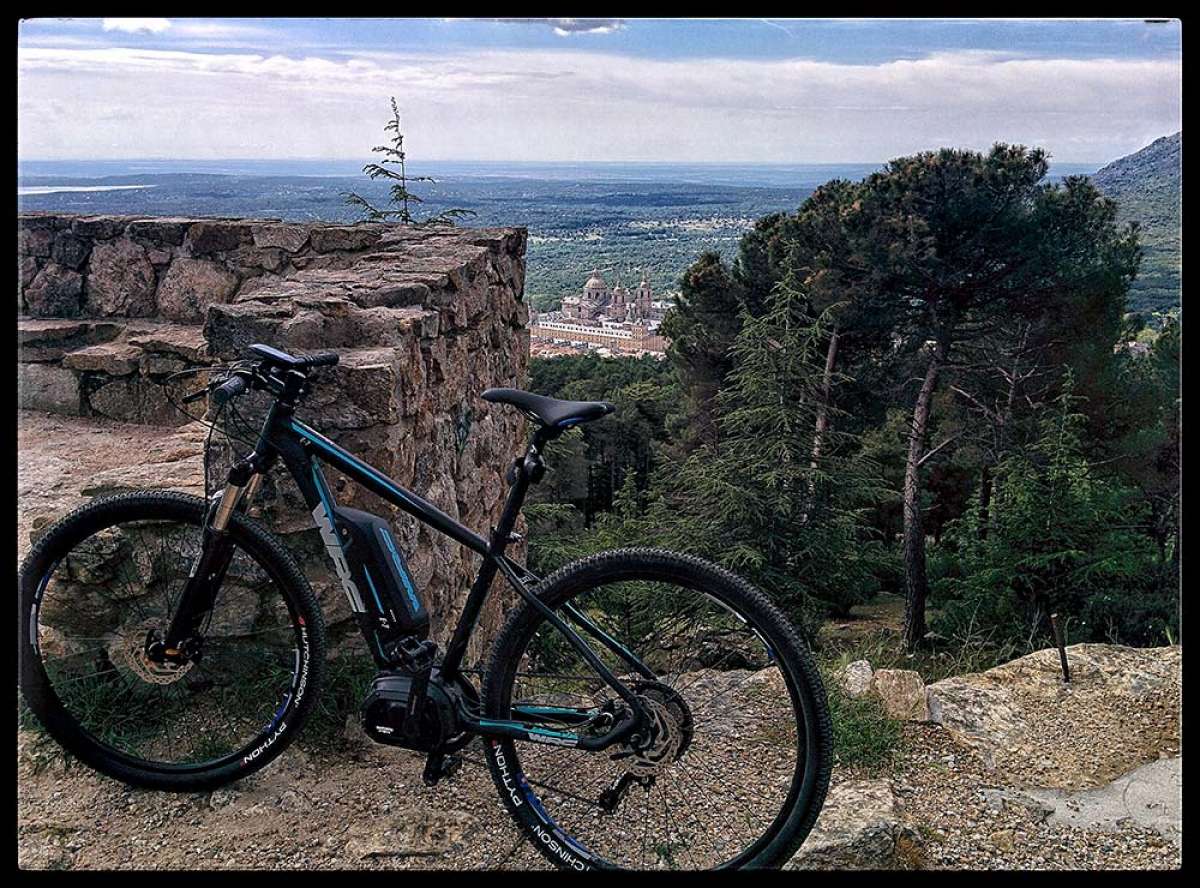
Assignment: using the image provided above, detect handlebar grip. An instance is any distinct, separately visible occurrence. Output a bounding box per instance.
[211,374,248,407]
[302,352,339,368]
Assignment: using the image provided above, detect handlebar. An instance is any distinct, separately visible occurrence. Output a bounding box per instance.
[210,374,249,408]
[183,345,340,411]
[300,352,340,368]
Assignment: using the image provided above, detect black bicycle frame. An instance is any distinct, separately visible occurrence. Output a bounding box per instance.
[170,395,653,752]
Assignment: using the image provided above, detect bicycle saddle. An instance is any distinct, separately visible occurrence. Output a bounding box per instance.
[481,388,615,428]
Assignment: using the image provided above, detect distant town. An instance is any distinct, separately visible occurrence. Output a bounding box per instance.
[529,268,672,358]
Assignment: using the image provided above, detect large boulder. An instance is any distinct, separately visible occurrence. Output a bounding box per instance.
[19,256,39,290]
[872,669,930,721]
[125,322,209,362]
[71,216,125,239]
[127,217,191,246]
[787,779,924,869]
[18,319,123,363]
[18,225,54,258]
[309,225,381,253]
[836,659,875,698]
[51,232,90,270]
[926,644,1181,788]
[184,220,252,255]
[85,238,157,317]
[156,258,239,322]
[253,223,311,253]
[18,362,82,414]
[62,342,144,376]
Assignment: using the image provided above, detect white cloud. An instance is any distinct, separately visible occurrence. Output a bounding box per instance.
[101,18,171,35]
[465,18,626,36]
[168,21,278,40]
[15,44,1182,163]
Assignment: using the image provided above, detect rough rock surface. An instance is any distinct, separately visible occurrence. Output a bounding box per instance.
[18,363,82,415]
[25,263,83,317]
[1019,757,1182,847]
[18,319,125,363]
[61,343,144,376]
[788,779,924,869]
[926,644,1181,788]
[85,238,157,317]
[872,668,929,721]
[837,659,874,698]
[156,258,240,322]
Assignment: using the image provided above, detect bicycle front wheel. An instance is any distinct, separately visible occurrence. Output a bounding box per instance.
[18,491,325,791]
[483,548,832,870]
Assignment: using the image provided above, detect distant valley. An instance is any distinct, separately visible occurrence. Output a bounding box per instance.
[17,149,1177,315]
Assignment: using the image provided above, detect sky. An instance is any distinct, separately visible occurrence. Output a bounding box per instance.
[16,17,1182,165]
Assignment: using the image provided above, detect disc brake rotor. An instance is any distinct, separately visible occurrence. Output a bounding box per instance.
[112,621,195,686]
[617,680,695,777]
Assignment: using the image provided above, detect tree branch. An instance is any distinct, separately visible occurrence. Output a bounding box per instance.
[918,432,964,468]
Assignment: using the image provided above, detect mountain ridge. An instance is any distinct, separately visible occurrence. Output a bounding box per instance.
[1091,132,1181,315]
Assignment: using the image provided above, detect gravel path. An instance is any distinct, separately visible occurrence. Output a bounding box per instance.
[19,713,1182,870]
[892,725,1180,870]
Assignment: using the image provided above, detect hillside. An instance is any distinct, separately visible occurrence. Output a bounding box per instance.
[1091,132,1181,315]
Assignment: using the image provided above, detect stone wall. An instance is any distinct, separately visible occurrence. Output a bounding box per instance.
[18,213,531,661]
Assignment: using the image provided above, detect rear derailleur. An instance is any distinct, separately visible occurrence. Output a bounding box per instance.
[598,772,655,814]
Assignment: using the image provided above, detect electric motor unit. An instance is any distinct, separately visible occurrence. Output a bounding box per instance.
[361,669,460,752]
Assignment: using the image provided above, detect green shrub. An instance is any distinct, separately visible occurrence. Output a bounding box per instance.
[931,389,1177,649]
[300,649,379,751]
[822,672,904,775]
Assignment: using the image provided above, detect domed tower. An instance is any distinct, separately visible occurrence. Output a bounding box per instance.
[583,269,608,301]
[634,269,653,320]
[611,277,628,315]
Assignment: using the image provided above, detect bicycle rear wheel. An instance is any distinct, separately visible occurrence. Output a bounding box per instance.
[483,548,831,870]
[18,491,325,791]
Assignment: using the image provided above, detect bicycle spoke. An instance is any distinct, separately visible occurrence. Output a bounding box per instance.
[495,571,815,871]
[31,509,302,769]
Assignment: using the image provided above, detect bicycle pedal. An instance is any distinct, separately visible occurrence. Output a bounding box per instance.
[421,753,462,787]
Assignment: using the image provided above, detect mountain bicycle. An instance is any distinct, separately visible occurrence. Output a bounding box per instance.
[18,343,832,870]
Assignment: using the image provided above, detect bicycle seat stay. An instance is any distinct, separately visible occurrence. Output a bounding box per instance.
[481,388,614,429]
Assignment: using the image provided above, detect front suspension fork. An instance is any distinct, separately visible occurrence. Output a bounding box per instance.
[160,465,261,656]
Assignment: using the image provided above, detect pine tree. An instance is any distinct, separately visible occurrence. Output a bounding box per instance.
[343,97,475,227]
[662,270,886,633]
[934,379,1167,646]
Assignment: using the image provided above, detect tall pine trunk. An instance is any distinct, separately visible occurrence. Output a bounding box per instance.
[977,464,993,541]
[902,337,947,651]
[810,326,840,471]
